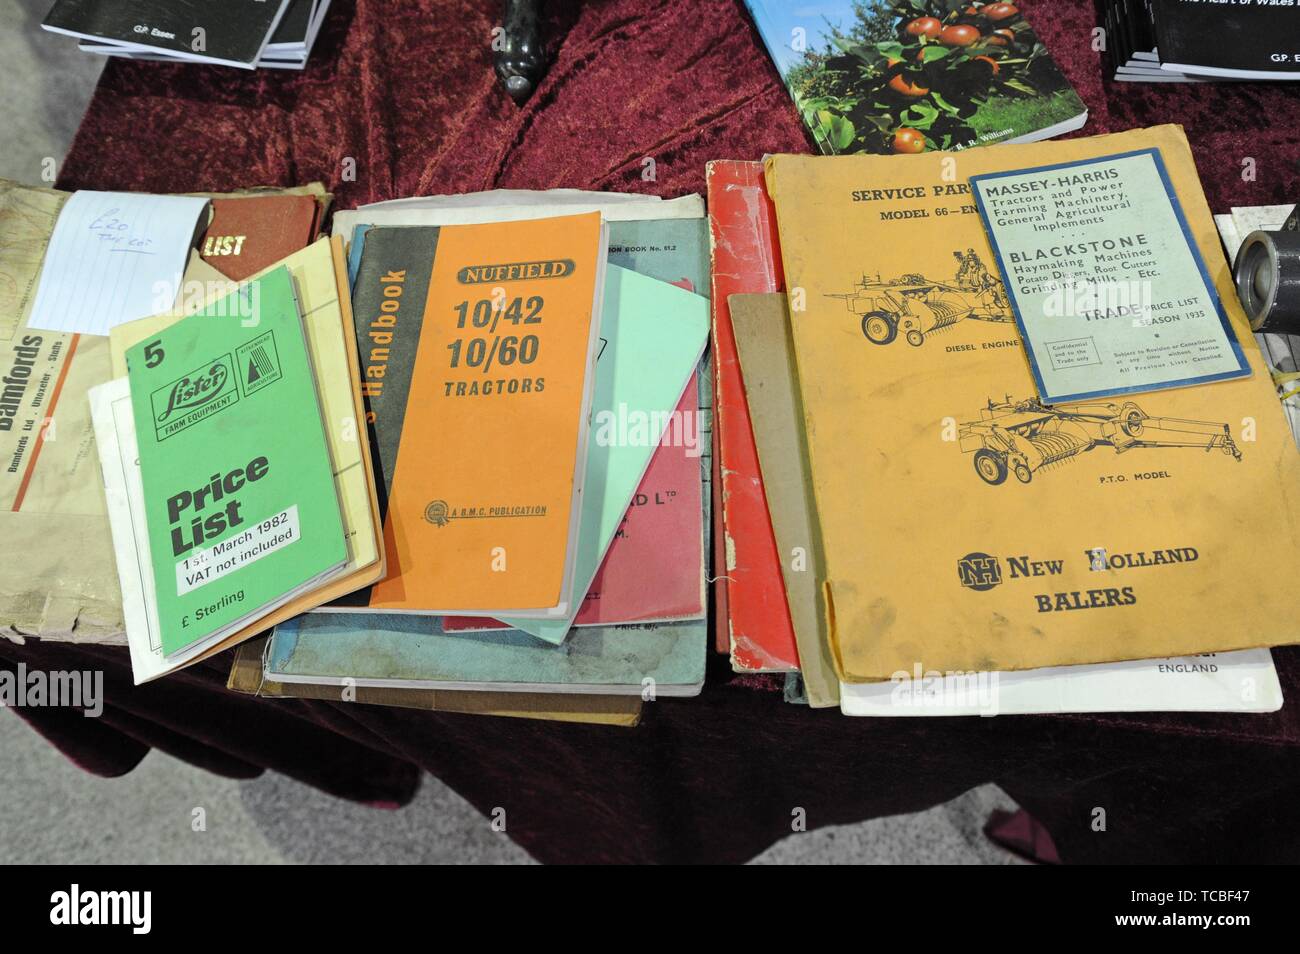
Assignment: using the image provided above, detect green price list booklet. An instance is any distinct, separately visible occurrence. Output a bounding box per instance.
[125,266,347,656]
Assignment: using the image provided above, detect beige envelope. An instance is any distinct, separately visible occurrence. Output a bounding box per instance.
[0,179,331,646]
[1,181,116,643]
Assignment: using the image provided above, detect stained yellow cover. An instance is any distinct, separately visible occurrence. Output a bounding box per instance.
[766,125,1300,681]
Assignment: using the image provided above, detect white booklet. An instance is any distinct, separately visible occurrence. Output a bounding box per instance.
[331,192,704,253]
[88,378,219,683]
[839,650,1281,717]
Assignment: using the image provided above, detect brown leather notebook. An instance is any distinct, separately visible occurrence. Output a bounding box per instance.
[199,193,319,281]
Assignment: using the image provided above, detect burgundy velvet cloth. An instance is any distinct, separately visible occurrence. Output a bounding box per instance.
[6,0,1299,863]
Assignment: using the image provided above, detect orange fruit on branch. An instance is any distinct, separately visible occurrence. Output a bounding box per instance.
[939,24,980,47]
[905,17,942,38]
[893,128,927,153]
[886,58,930,96]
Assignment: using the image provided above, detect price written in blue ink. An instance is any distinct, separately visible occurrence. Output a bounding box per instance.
[89,207,157,255]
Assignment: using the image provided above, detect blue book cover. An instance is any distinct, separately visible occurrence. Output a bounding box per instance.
[267,613,706,696]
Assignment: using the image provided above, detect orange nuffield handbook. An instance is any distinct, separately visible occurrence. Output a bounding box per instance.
[365,211,607,616]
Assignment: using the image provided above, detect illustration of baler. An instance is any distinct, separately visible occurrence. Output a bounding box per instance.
[829,252,1012,348]
[957,397,1242,485]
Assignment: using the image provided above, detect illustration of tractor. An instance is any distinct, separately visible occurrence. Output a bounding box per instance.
[957,397,1242,485]
[829,250,1012,348]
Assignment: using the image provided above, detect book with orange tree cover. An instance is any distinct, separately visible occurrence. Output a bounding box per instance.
[744,0,1086,155]
[351,213,607,616]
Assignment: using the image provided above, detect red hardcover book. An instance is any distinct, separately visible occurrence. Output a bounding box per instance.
[709,362,728,652]
[199,194,319,281]
[445,380,705,633]
[706,160,800,672]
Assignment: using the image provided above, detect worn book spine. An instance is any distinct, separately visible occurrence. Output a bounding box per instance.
[329,226,437,609]
[706,160,801,672]
[350,226,437,506]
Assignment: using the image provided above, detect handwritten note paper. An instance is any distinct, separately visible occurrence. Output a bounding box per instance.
[26,190,210,336]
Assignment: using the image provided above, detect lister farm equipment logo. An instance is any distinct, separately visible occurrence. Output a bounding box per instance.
[150,354,238,441]
[957,552,1003,591]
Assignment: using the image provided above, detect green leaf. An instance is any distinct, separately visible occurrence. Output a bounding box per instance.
[918,45,954,63]
[807,109,856,152]
[876,40,905,61]
[930,90,961,114]
[904,102,941,125]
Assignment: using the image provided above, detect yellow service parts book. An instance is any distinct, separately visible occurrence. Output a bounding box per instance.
[765,124,1300,682]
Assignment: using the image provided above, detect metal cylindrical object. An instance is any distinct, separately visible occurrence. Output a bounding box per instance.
[1233,230,1300,333]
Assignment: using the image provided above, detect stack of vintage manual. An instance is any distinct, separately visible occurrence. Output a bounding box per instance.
[3,177,717,725]
[265,191,714,703]
[18,125,1296,721]
[0,177,331,648]
[0,175,366,686]
[711,125,1300,714]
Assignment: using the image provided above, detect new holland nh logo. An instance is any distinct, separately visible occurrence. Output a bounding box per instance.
[955,549,1175,612]
[957,552,1002,591]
